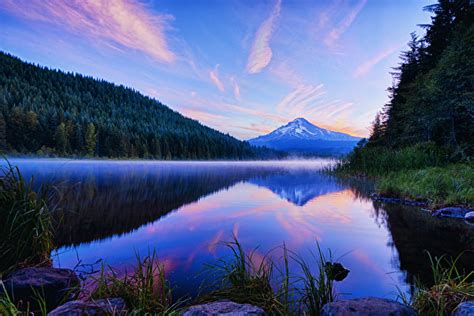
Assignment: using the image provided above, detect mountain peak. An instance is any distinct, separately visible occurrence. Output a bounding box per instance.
[248,118,361,155]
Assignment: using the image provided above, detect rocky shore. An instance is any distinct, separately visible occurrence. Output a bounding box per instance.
[2,266,473,315]
[370,193,474,224]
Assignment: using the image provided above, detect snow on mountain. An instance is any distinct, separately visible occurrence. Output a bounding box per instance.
[248,118,361,155]
[251,118,358,142]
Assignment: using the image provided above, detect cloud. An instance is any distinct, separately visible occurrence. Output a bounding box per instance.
[246,0,281,74]
[269,61,305,88]
[324,0,367,48]
[1,0,175,63]
[209,64,225,92]
[353,45,399,78]
[276,84,326,114]
[230,77,241,100]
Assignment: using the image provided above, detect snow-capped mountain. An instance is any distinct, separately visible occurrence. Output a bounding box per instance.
[248,118,361,156]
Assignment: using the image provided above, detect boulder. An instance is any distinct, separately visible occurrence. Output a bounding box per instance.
[182,300,265,315]
[432,207,470,219]
[2,267,80,311]
[48,298,127,315]
[321,297,418,316]
[453,301,474,316]
[464,211,474,223]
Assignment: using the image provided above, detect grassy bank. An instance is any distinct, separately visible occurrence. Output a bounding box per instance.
[334,143,474,207]
[378,164,474,206]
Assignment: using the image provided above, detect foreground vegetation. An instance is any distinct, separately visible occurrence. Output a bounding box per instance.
[403,253,474,316]
[0,162,55,274]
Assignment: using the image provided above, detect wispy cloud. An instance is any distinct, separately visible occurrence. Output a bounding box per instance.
[209,64,225,92]
[246,0,281,74]
[1,0,175,63]
[230,76,241,100]
[324,0,367,48]
[353,45,399,78]
[276,84,326,114]
[270,61,305,88]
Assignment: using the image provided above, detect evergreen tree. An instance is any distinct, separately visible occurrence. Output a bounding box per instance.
[54,123,68,153]
[0,113,6,151]
[85,123,97,156]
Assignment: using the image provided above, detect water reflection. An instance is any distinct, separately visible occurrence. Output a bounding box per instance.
[9,159,474,299]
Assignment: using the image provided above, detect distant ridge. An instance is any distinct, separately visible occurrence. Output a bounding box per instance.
[248,118,361,156]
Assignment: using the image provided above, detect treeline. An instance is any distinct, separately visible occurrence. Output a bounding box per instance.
[366,0,473,159]
[0,52,283,159]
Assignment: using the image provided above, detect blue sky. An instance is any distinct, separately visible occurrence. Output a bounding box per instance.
[0,0,432,139]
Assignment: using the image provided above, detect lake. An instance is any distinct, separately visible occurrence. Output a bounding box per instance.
[9,158,474,300]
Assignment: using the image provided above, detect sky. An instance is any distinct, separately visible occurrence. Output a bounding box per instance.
[0,0,433,139]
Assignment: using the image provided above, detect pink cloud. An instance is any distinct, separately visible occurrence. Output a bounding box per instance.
[353,45,400,78]
[246,0,281,74]
[324,0,367,48]
[1,0,175,63]
[209,64,225,92]
[230,76,241,101]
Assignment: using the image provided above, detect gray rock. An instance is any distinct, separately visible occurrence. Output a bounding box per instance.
[453,301,474,316]
[432,207,471,219]
[321,297,418,316]
[48,298,128,315]
[2,267,80,311]
[464,211,474,223]
[182,300,265,315]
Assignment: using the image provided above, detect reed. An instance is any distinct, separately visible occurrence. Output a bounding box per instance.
[410,253,474,316]
[91,250,183,315]
[0,161,56,274]
[200,238,344,315]
[292,244,337,316]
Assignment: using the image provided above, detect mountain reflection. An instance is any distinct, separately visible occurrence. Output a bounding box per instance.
[249,171,343,206]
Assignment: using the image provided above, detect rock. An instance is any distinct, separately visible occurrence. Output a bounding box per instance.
[48,298,127,315]
[321,297,418,316]
[182,300,265,315]
[464,211,474,223]
[453,301,474,316]
[432,207,471,219]
[2,267,80,311]
[325,262,350,281]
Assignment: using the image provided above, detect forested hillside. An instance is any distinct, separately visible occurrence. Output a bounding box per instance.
[367,0,473,157]
[339,0,473,206]
[0,52,280,159]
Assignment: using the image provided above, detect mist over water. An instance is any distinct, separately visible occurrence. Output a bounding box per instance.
[9,159,474,299]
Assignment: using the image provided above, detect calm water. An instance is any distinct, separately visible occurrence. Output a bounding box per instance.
[9,159,474,300]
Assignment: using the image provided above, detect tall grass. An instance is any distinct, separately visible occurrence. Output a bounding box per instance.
[0,161,56,274]
[292,244,337,315]
[91,250,183,315]
[200,238,287,314]
[201,238,346,315]
[410,253,474,315]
